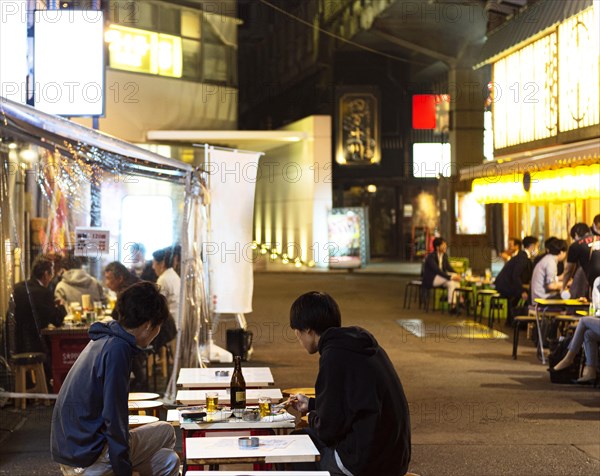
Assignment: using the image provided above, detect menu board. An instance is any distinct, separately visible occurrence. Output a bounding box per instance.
[75,227,110,257]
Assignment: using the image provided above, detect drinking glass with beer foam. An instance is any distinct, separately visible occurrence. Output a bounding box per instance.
[258,396,272,418]
[205,391,219,413]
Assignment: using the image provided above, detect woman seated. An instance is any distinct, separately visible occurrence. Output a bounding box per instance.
[553,278,600,383]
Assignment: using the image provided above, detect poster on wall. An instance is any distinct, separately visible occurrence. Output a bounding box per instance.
[327,207,369,269]
[335,88,381,165]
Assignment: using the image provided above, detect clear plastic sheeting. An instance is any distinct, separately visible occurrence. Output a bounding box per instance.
[0,96,211,400]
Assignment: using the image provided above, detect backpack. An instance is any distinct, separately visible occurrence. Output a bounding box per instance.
[548,335,581,384]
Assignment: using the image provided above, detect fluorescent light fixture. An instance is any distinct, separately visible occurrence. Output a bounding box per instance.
[34,10,105,116]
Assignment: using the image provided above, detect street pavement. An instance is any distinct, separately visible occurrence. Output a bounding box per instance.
[1,271,599,475]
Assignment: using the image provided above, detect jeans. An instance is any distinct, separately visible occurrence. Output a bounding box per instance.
[569,316,600,367]
[285,428,353,476]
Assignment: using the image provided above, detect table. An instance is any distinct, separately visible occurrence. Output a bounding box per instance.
[177,367,274,389]
[128,400,163,416]
[176,388,283,405]
[185,434,320,466]
[533,298,590,364]
[41,326,90,393]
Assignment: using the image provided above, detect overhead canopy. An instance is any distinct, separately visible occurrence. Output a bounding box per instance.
[474,0,593,69]
[0,96,192,182]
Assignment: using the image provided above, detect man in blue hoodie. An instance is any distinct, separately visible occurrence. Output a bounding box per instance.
[288,291,411,476]
[51,282,179,476]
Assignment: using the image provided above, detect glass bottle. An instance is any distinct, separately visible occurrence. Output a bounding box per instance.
[230,356,246,411]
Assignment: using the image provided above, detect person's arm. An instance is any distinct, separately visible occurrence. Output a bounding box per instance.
[561,262,577,292]
[102,344,133,475]
[36,287,67,327]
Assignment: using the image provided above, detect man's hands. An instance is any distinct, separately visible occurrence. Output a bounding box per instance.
[287,393,309,416]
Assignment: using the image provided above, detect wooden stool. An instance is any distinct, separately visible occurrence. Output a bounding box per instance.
[12,352,49,410]
[129,392,160,401]
[403,280,422,310]
[128,414,159,428]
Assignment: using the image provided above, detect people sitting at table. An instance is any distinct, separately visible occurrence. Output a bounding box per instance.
[500,238,521,263]
[13,255,67,354]
[152,248,181,330]
[54,256,104,309]
[562,223,598,299]
[287,291,411,476]
[51,282,179,475]
[129,242,157,282]
[532,237,565,278]
[422,237,461,314]
[104,261,140,295]
[530,239,567,301]
[494,236,539,326]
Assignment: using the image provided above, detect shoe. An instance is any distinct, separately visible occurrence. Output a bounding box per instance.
[552,351,576,371]
[575,366,597,384]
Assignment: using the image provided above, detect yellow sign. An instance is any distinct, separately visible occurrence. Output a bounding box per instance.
[105,24,182,78]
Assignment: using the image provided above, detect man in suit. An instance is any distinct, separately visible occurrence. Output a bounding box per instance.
[13,255,67,355]
[494,236,539,326]
[422,237,461,314]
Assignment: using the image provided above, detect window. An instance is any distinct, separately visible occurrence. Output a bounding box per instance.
[181,10,201,39]
[203,43,229,83]
[120,195,173,260]
[412,143,451,178]
[182,39,201,80]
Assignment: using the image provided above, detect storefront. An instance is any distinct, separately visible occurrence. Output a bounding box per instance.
[462,0,600,245]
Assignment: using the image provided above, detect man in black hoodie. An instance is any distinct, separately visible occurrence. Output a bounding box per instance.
[288,291,411,476]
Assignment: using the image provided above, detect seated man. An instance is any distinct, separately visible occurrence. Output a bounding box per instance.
[500,237,521,262]
[51,282,179,476]
[54,256,104,307]
[494,236,539,326]
[422,237,461,313]
[105,261,140,295]
[12,255,67,382]
[530,239,567,301]
[288,291,411,476]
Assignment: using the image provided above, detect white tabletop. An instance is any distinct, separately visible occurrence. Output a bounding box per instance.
[185,434,320,464]
[186,472,330,476]
[176,388,283,405]
[167,408,295,430]
[177,367,274,388]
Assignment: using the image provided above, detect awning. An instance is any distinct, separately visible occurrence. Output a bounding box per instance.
[474,0,593,69]
[0,96,193,182]
[459,138,600,182]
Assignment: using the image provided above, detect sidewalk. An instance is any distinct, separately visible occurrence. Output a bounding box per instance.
[2,271,599,475]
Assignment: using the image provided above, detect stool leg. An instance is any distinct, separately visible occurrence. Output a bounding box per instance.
[403,285,409,309]
[512,322,520,359]
[16,366,27,410]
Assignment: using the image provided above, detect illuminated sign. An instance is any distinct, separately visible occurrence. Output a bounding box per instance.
[105,24,182,78]
[34,10,105,116]
[493,5,599,149]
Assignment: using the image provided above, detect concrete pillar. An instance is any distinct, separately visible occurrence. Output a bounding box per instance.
[445,65,490,273]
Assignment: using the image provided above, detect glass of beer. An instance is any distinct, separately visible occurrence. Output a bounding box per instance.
[258,396,272,418]
[205,392,219,413]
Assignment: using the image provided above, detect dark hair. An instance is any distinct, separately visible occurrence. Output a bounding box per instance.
[31,255,54,280]
[131,242,146,255]
[547,239,567,255]
[432,237,445,249]
[543,236,557,250]
[152,248,172,267]
[593,214,600,226]
[522,236,538,249]
[570,223,590,239]
[105,261,132,280]
[290,291,341,335]
[60,255,83,271]
[510,238,522,248]
[114,281,169,329]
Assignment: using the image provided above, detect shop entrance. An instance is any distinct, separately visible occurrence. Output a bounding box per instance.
[342,185,399,260]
